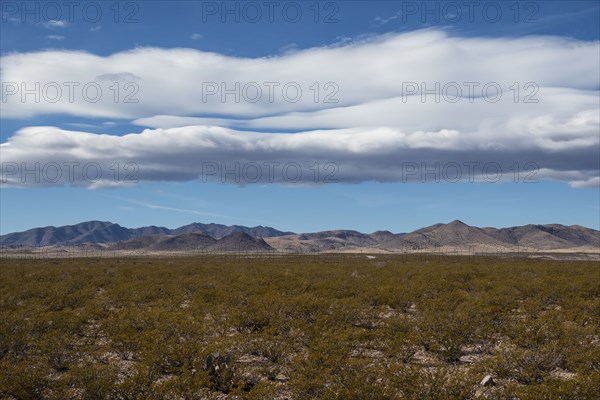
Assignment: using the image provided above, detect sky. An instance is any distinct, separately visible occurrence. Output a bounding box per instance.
[1,0,599,234]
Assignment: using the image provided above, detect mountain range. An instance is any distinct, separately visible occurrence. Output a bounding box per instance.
[0,220,598,254]
[111,231,272,252]
[0,221,291,247]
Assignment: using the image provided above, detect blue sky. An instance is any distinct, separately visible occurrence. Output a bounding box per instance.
[1,0,599,234]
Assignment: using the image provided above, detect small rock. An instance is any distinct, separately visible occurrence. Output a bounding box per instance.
[350,348,385,359]
[550,368,577,381]
[274,373,289,382]
[480,375,495,386]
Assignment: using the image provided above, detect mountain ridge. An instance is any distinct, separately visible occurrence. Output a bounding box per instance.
[1,220,598,253]
[0,221,292,246]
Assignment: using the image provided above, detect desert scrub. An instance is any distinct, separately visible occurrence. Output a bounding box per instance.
[388,365,475,399]
[502,372,600,400]
[0,358,50,399]
[0,255,598,399]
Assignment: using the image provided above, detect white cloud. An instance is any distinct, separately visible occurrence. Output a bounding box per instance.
[569,177,600,189]
[2,30,597,120]
[190,33,203,40]
[132,89,599,154]
[0,126,597,188]
[0,30,598,188]
[95,72,141,81]
[90,26,102,32]
[46,35,65,41]
[44,20,67,28]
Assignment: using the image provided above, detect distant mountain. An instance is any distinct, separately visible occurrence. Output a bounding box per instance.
[376,220,599,252]
[111,234,166,251]
[0,221,132,246]
[209,232,273,252]
[142,233,217,251]
[267,230,380,252]
[172,222,293,239]
[112,233,217,251]
[130,225,172,237]
[113,231,272,252]
[380,220,506,250]
[153,233,217,251]
[482,224,600,250]
[1,220,598,253]
[369,230,399,244]
[265,221,598,254]
[0,221,292,246]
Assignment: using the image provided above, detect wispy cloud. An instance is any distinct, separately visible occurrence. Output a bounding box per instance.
[373,12,400,26]
[278,43,298,54]
[44,20,67,28]
[63,121,116,129]
[190,33,203,40]
[46,35,65,41]
[108,196,236,220]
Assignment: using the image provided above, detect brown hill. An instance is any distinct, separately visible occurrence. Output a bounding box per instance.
[380,220,506,251]
[209,232,273,252]
[266,221,598,254]
[483,224,600,250]
[111,233,216,251]
[149,233,217,251]
[111,234,166,250]
[266,230,379,252]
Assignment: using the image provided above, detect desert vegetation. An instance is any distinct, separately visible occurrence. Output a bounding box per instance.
[0,254,598,399]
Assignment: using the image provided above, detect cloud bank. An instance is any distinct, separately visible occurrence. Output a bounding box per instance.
[2,30,598,120]
[0,29,598,188]
[1,125,597,188]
